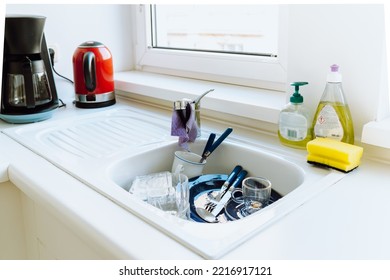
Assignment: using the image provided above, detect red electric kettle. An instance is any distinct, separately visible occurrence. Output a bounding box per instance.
[72,41,116,108]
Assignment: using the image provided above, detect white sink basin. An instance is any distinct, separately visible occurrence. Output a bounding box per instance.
[110,140,304,197]
[3,108,346,259]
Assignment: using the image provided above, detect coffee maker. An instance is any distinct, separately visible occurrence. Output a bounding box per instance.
[1,15,59,123]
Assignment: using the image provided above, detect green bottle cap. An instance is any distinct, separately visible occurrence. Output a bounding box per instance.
[290,82,308,103]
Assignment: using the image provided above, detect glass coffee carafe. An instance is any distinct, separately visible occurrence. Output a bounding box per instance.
[7,57,52,107]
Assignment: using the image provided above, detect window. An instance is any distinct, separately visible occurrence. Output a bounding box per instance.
[134,5,287,91]
[151,5,278,56]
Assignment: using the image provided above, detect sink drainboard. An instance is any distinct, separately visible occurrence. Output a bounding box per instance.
[38,116,170,159]
[3,108,173,159]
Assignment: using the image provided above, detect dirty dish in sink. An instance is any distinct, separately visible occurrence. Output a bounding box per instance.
[190,174,284,223]
[189,174,228,222]
[224,189,283,220]
[231,176,272,217]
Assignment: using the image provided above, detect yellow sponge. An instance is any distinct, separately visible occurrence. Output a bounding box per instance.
[307,138,363,172]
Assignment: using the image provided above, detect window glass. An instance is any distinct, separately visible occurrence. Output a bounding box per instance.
[151,5,279,57]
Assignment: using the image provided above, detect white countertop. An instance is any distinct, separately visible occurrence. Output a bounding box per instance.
[1,90,390,259]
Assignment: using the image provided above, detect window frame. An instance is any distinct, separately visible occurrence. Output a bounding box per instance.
[133,4,288,92]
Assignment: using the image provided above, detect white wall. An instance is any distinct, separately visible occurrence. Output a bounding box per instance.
[4,4,387,141]
[5,4,133,81]
[286,4,387,141]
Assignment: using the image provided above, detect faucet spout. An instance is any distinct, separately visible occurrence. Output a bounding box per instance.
[193,89,214,106]
[192,89,214,138]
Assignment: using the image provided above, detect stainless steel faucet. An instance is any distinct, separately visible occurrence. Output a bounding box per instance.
[193,89,214,137]
[174,89,214,138]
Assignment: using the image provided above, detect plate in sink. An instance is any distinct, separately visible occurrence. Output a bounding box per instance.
[224,189,283,220]
[189,174,284,223]
[189,174,228,222]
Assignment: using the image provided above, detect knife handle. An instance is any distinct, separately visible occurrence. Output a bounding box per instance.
[222,170,247,197]
[209,127,233,154]
[201,133,216,158]
[211,170,248,217]
[231,170,248,189]
[214,165,242,201]
[225,165,242,185]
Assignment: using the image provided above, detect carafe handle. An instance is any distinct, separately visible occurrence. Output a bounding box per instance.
[21,57,35,108]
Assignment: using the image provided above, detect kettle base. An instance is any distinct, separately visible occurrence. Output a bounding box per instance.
[75,99,116,109]
[75,91,116,109]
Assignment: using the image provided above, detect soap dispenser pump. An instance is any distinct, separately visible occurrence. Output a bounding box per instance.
[278,82,313,149]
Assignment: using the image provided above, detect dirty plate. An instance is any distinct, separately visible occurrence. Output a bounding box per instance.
[190,174,283,223]
[189,174,228,222]
[224,189,284,220]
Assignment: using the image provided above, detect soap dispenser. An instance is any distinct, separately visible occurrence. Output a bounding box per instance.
[312,64,354,144]
[278,82,313,149]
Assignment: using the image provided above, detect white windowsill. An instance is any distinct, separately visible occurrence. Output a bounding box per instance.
[362,117,390,149]
[114,71,285,125]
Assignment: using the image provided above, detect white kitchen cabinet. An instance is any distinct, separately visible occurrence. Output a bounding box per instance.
[1,179,111,260]
[20,192,105,260]
[0,181,26,259]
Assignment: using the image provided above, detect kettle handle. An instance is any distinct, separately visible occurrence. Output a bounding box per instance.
[83,51,96,91]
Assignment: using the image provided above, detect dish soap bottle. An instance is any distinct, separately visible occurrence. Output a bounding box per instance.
[312,64,354,144]
[278,82,313,149]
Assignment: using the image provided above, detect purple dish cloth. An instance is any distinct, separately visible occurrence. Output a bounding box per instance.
[171,104,198,150]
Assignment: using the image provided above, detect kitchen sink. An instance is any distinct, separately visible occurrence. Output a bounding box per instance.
[109,140,304,197]
[2,108,346,259]
[106,139,344,258]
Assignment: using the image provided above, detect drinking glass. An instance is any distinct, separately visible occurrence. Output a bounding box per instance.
[232,176,272,217]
